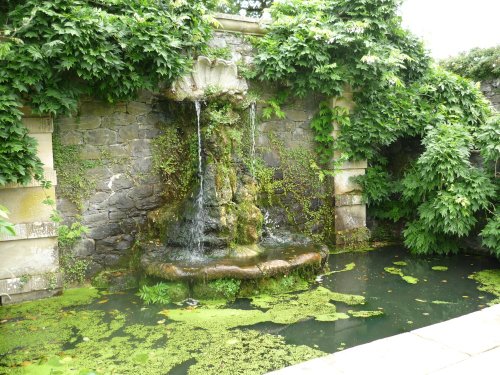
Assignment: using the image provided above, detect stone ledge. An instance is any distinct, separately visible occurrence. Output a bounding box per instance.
[0,221,57,242]
[22,117,54,133]
[214,12,269,35]
[0,272,62,298]
[141,245,328,281]
[0,169,57,189]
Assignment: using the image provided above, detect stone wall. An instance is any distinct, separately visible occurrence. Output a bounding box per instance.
[55,15,367,274]
[55,93,166,274]
[481,79,500,111]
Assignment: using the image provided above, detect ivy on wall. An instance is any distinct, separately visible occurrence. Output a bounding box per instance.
[250,0,499,256]
[0,0,215,185]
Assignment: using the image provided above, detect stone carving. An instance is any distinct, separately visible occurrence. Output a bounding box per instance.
[167,56,248,101]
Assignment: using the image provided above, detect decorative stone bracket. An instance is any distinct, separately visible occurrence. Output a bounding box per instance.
[167,56,248,101]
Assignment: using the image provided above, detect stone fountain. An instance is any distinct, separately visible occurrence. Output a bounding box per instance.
[140,57,328,281]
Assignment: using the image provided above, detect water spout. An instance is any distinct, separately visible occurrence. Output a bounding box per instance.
[250,102,256,176]
[190,101,205,257]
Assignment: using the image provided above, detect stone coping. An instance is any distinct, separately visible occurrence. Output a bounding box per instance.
[22,116,54,133]
[0,221,57,242]
[214,12,269,35]
[268,304,500,375]
[142,245,328,281]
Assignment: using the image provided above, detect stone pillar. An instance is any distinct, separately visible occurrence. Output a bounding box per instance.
[0,113,62,304]
[331,91,369,246]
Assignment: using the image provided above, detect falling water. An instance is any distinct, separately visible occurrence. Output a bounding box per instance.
[190,101,205,257]
[250,102,256,176]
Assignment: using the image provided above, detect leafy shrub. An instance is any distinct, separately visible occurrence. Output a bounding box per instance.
[138,283,172,305]
[251,0,499,256]
[0,0,214,185]
[0,204,15,236]
[441,46,500,81]
[210,278,242,299]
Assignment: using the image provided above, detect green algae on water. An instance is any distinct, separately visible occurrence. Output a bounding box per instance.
[348,310,384,318]
[469,269,500,306]
[402,275,419,284]
[432,266,448,271]
[384,267,419,284]
[322,262,356,277]
[393,261,407,266]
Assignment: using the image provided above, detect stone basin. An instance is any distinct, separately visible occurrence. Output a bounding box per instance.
[141,244,329,281]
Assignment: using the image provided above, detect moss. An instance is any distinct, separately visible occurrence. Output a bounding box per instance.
[469,269,500,305]
[239,273,310,297]
[348,310,384,318]
[0,288,100,319]
[384,267,419,284]
[432,266,448,271]
[235,201,263,245]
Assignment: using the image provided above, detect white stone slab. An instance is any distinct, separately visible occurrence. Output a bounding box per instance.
[432,346,500,374]
[0,237,58,279]
[413,307,500,355]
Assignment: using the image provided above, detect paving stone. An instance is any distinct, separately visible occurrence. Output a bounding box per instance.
[413,307,500,355]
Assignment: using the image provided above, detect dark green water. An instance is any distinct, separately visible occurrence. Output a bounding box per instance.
[254,246,499,353]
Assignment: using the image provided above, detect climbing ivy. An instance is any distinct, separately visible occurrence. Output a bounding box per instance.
[251,0,499,256]
[0,0,215,185]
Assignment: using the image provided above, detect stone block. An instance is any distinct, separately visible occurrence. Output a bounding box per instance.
[334,168,365,195]
[108,191,135,209]
[130,139,152,157]
[22,117,53,133]
[262,150,280,167]
[0,288,63,305]
[101,113,136,127]
[80,144,102,160]
[73,238,96,257]
[285,109,310,122]
[126,102,151,115]
[0,186,55,224]
[132,157,153,173]
[80,101,125,116]
[335,205,366,232]
[89,223,121,241]
[29,133,54,168]
[84,128,118,145]
[0,273,62,297]
[59,130,83,146]
[118,124,140,141]
[129,185,154,200]
[108,144,130,158]
[0,237,58,279]
[107,173,133,191]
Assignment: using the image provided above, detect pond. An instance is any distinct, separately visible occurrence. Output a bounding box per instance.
[1,246,499,375]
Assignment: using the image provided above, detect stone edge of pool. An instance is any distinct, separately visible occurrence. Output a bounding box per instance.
[268,303,500,375]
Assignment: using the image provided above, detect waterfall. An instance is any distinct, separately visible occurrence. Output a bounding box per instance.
[190,101,205,257]
[250,102,256,176]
